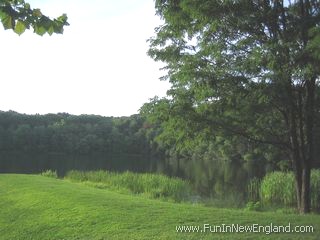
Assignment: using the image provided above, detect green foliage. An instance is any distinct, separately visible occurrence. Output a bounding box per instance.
[311,170,320,212]
[245,201,262,212]
[0,0,68,35]
[137,116,281,199]
[0,111,154,158]
[261,171,296,207]
[40,169,58,178]
[65,170,192,202]
[275,208,298,215]
[146,0,320,213]
[260,170,320,211]
[247,177,261,203]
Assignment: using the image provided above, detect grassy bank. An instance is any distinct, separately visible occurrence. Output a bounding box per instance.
[0,174,319,239]
[65,170,192,202]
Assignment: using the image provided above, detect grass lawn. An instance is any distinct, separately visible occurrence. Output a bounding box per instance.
[0,174,319,239]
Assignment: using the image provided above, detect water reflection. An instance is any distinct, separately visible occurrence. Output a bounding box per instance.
[0,152,152,177]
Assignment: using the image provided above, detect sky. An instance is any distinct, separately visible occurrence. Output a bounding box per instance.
[0,0,169,117]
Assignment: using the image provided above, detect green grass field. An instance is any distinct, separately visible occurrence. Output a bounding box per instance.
[1,174,319,239]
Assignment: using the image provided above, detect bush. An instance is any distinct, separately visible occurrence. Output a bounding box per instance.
[65,170,193,202]
[40,169,58,178]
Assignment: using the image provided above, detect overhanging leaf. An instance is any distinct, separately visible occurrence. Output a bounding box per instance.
[47,25,54,35]
[33,8,42,17]
[0,9,7,21]
[34,24,46,36]
[1,14,13,29]
[14,20,26,35]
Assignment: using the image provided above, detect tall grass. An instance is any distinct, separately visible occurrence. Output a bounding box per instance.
[65,170,192,202]
[311,170,320,211]
[40,169,58,179]
[247,177,261,203]
[259,170,320,211]
[260,171,296,207]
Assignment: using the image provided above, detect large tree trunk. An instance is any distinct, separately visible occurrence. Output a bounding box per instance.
[288,78,315,214]
[291,139,312,214]
[301,167,311,213]
[300,77,316,214]
[293,163,311,214]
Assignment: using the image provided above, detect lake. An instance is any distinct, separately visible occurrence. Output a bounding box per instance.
[0,152,158,177]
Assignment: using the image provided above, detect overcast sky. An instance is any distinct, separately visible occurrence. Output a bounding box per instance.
[0,0,169,117]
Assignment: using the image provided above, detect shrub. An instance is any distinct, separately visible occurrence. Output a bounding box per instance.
[40,169,58,179]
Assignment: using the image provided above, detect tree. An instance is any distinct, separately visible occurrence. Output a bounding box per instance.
[0,0,68,35]
[146,0,320,213]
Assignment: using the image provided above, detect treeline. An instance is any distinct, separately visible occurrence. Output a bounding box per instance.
[0,111,154,156]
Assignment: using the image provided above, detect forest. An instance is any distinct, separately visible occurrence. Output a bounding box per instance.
[0,111,150,155]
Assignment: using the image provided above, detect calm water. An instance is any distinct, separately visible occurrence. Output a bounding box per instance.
[0,152,154,177]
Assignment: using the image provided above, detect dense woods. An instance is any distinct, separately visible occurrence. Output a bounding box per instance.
[0,111,153,155]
